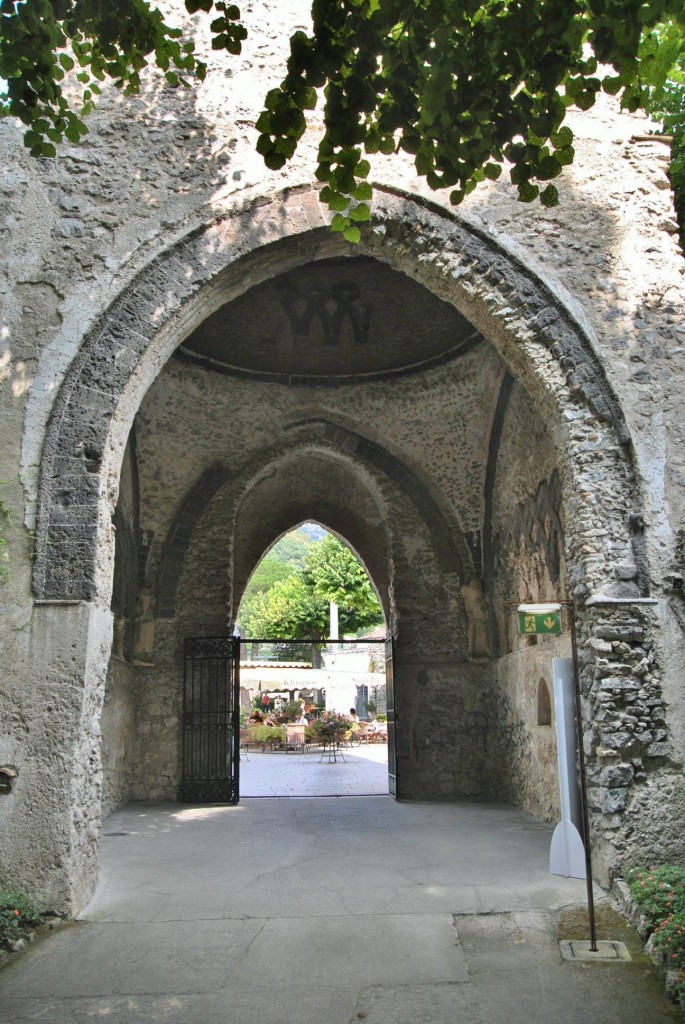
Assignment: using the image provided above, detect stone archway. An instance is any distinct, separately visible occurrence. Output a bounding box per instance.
[30,185,663,913]
[120,422,476,807]
[154,422,472,627]
[34,186,637,607]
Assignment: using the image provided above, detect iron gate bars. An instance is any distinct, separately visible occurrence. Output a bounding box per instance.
[181,636,240,802]
[385,637,397,798]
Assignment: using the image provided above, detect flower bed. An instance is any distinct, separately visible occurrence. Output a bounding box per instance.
[617,866,685,1011]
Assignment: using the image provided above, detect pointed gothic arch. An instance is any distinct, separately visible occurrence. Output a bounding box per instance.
[32,184,641,609]
[27,184,658,913]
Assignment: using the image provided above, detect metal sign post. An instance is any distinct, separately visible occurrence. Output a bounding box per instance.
[568,600,598,951]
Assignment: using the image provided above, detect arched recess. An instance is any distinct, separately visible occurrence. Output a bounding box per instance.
[29,183,657,914]
[154,421,474,627]
[537,678,552,727]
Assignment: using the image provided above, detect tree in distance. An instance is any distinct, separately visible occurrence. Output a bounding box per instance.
[239,527,319,611]
[0,0,683,246]
[238,532,384,641]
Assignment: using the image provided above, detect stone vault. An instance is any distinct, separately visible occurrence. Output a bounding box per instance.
[9,185,676,914]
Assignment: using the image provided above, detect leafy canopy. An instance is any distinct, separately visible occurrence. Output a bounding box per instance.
[638,18,685,245]
[238,533,383,639]
[0,0,245,156]
[240,551,298,602]
[238,572,328,639]
[257,0,685,242]
[240,528,316,607]
[1,0,684,243]
[304,532,383,622]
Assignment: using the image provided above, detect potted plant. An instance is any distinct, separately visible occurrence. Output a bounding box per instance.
[310,712,352,744]
[281,700,305,723]
[250,724,285,751]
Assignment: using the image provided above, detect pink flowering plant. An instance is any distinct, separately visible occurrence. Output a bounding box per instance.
[628,866,685,1007]
[652,915,685,959]
[310,712,352,740]
[628,866,685,929]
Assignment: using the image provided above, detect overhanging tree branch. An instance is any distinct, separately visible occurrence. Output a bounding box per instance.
[1,0,683,246]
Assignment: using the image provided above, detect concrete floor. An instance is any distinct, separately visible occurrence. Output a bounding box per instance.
[0,751,681,1023]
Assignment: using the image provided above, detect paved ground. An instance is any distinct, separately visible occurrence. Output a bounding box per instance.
[240,741,389,796]
[0,751,680,1024]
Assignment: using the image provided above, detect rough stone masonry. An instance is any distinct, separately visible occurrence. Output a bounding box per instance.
[0,0,684,914]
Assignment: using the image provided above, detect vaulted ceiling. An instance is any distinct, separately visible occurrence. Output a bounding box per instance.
[177,256,482,383]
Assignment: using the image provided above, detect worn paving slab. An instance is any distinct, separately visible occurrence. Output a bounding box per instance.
[352,909,680,1024]
[0,780,681,1023]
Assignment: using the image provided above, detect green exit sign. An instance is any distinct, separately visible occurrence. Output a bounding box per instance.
[518,611,562,635]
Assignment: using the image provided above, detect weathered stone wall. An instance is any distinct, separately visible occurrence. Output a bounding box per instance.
[482,370,569,820]
[127,660,182,802]
[1,0,683,912]
[490,379,567,649]
[394,659,494,800]
[490,641,571,822]
[577,599,680,881]
[100,658,137,818]
[0,604,111,914]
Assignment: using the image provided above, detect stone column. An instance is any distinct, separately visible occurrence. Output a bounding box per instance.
[579,597,682,883]
[3,602,111,914]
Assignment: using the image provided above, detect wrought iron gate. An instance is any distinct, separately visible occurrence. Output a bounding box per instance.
[181,636,240,802]
[385,637,397,797]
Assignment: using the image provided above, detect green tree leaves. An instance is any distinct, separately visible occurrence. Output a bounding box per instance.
[1,0,683,245]
[239,572,328,639]
[256,0,685,238]
[0,0,244,153]
[238,533,383,640]
[304,533,382,623]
